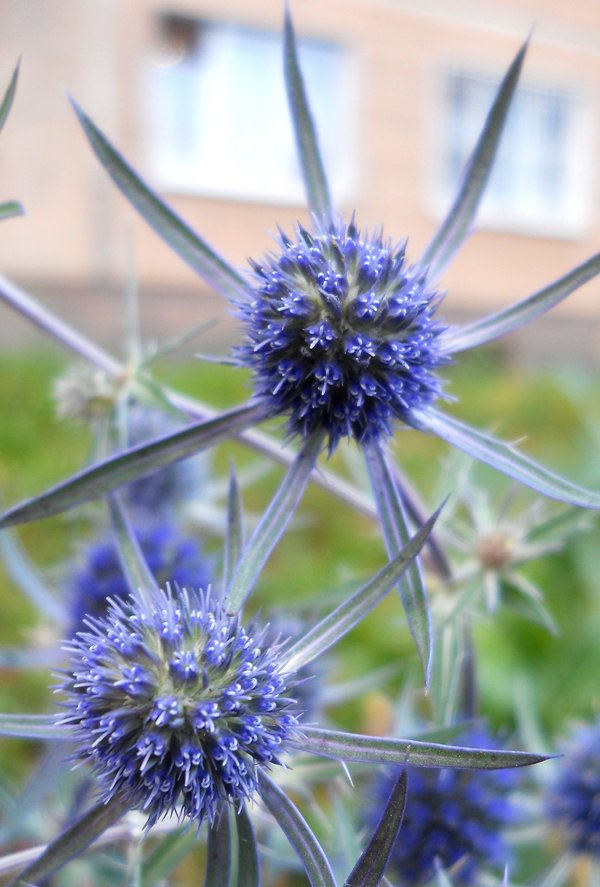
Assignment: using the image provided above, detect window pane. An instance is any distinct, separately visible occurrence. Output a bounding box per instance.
[437,68,589,236]
[146,16,355,204]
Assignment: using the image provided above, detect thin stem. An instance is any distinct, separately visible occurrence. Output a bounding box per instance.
[8,794,131,885]
[0,274,378,521]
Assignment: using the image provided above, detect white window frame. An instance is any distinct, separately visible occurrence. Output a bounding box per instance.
[425,60,595,239]
[144,15,358,207]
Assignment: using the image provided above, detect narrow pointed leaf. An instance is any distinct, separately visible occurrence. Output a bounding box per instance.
[284,505,441,672]
[108,495,159,607]
[0,201,24,221]
[420,41,527,281]
[411,406,600,508]
[235,806,261,887]
[509,574,558,634]
[297,725,548,769]
[344,770,407,887]
[364,440,432,683]
[392,465,452,580]
[0,273,384,525]
[258,771,337,887]
[142,317,220,366]
[226,430,324,611]
[0,524,65,622]
[8,794,130,886]
[206,808,232,887]
[0,272,122,373]
[0,713,71,740]
[430,621,464,727]
[284,6,333,225]
[442,251,600,354]
[71,99,247,300]
[0,61,19,132]
[222,466,244,595]
[0,402,266,529]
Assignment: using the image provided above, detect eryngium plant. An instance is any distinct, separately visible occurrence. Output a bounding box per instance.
[10,8,598,507]
[53,366,210,519]
[2,3,600,687]
[60,585,299,829]
[237,219,448,452]
[68,522,212,632]
[0,483,546,885]
[0,43,580,885]
[371,727,520,885]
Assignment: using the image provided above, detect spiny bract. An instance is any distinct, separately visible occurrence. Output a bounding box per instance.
[59,585,300,827]
[237,218,448,452]
[371,727,519,885]
[123,405,208,515]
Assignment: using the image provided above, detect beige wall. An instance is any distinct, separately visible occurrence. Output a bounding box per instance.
[1,0,599,351]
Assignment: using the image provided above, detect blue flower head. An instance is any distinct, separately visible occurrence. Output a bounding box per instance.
[547,719,600,856]
[237,219,448,452]
[68,523,212,633]
[372,727,519,885]
[59,585,300,828]
[41,4,600,529]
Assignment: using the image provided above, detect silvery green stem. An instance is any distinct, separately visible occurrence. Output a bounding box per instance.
[7,794,131,886]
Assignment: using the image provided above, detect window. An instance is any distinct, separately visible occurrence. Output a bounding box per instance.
[431,67,593,237]
[146,15,356,205]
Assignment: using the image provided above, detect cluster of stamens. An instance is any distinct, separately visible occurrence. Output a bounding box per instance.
[59,587,299,827]
[237,219,448,450]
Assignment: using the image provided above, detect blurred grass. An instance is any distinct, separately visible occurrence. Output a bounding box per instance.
[0,346,599,789]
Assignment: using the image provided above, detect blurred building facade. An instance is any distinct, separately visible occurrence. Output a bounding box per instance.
[0,0,599,360]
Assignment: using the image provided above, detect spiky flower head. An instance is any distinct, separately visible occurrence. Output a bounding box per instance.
[68,523,212,634]
[237,219,448,452]
[371,727,519,885]
[547,719,600,856]
[59,585,300,828]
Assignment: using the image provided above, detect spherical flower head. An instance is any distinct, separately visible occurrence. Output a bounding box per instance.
[68,524,212,634]
[236,219,448,452]
[371,727,519,885]
[59,585,300,828]
[547,719,600,856]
